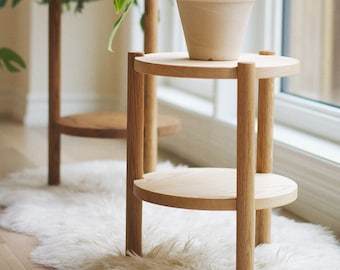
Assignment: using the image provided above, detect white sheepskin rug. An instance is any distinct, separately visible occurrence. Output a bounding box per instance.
[0,160,339,270]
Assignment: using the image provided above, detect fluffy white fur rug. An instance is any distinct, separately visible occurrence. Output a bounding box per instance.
[0,160,339,270]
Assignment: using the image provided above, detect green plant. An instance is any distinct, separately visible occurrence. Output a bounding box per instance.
[109,0,139,51]
[0,0,20,8]
[38,0,141,51]
[0,0,99,72]
[37,0,100,13]
[43,0,141,51]
[0,0,26,72]
[0,47,26,72]
[1,0,140,72]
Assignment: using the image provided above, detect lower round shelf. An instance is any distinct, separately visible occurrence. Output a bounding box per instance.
[133,168,298,210]
[57,112,180,138]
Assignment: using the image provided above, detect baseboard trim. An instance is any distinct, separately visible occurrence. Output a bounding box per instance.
[1,91,121,126]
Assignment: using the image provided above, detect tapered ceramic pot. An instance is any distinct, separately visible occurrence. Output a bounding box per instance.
[176,0,255,60]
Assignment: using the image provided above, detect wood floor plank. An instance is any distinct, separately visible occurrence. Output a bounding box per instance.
[0,226,48,270]
[0,124,49,169]
[0,233,5,244]
[0,147,35,177]
[0,243,26,270]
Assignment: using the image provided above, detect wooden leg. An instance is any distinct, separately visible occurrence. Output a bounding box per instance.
[143,0,158,173]
[256,50,275,244]
[48,0,62,186]
[236,62,256,270]
[256,209,271,245]
[143,74,158,173]
[48,126,60,185]
[126,52,145,256]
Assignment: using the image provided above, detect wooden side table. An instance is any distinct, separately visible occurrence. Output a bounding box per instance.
[126,51,300,270]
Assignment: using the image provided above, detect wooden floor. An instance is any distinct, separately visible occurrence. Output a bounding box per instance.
[0,118,182,269]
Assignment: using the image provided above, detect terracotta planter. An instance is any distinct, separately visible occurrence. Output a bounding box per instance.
[176,0,255,60]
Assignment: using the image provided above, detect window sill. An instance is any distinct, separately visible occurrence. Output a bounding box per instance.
[159,85,340,166]
[273,124,340,165]
[158,85,213,117]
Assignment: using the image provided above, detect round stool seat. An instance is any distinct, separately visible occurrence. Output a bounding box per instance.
[57,111,180,138]
[134,168,298,210]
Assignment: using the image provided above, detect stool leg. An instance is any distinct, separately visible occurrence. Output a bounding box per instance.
[48,0,62,186]
[144,74,158,173]
[256,209,271,245]
[48,127,60,185]
[126,52,145,255]
[256,50,275,245]
[236,62,256,270]
[143,0,158,173]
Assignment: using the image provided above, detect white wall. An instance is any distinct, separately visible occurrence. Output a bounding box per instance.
[0,1,30,117]
[1,0,138,125]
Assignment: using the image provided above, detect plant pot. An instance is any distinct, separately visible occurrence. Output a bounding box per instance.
[176,0,255,61]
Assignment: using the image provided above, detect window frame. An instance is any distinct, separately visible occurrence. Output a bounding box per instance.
[276,0,340,144]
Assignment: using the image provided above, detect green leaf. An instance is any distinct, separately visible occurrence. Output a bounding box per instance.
[0,47,26,73]
[12,0,21,7]
[0,0,21,7]
[34,0,98,13]
[108,0,134,51]
[75,0,85,12]
[140,13,144,31]
[113,0,126,13]
[0,0,7,8]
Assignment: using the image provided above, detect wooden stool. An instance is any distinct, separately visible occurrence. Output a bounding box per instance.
[126,51,299,269]
[47,0,180,185]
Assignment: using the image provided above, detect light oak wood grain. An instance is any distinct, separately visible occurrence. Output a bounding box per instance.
[134,168,298,210]
[126,52,145,255]
[143,0,159,173]
[135,52,300,79]
[236,62,256,270]
[256,50,276,245]
[58,112,180,138]
[128,52,300,270]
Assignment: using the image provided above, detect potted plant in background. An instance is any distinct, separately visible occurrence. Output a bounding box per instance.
[0,0,104,72]
[0,0,26,72]
[1,0,142,72]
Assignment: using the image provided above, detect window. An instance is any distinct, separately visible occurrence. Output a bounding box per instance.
[276,0,340,145]
[282,0,340,108]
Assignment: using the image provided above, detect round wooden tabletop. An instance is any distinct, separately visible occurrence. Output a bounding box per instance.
[58,112,180,138]
[135,52,300,79]
[134,168,298,211]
